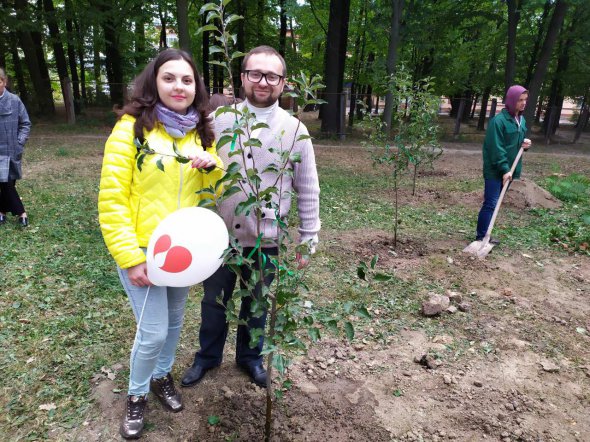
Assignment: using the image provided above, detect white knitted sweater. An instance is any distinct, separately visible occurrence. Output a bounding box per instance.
[212,100,321,249]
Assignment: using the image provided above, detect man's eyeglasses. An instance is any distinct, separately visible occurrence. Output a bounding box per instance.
[244,70,283,86]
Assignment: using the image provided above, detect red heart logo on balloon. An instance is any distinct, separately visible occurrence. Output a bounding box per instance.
[153,234,172,257]
[160,246,193,273]
[153,234,193,273]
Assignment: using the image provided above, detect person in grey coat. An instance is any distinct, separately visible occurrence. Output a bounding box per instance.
[0,67,31,227]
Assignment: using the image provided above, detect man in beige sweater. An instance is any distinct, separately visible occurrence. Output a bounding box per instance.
[182,46,320,388]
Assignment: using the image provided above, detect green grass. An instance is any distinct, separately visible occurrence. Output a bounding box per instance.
[2,124,590,439]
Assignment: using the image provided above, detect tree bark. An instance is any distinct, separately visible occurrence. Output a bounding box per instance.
[524,0,551,88]
[320,0,351,136]
[382,0,404,132]
[90,0,125,105]
[176,0,190,52]
[348,0,367,127]
[92,24,103,103]
[43,0,73,113]
[279,0,287,57]
[158,3,168,49]
[233,0,245,96]
[543,12,576,136]
[134,10,147,69]
[201,13,210,93]
[504,0,520,96]
[256,0,265,45]
[9,33,29,105]
[64,0,81,113]
[523,0,568,131]
[14,0,54,114]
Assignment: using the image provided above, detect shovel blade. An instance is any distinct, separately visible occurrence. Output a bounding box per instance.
[463,240,494,259]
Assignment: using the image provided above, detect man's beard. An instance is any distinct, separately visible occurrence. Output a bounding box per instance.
[246,89,279,107]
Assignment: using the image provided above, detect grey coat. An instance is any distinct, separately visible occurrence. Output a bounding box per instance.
[0,90,31,181]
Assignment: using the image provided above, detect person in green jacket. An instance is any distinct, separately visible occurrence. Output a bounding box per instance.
[476,85,532,242]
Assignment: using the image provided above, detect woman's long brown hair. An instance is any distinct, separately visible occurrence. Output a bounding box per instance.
[115,48,214,149]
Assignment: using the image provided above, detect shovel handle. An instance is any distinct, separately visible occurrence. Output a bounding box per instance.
[482,146,525,242]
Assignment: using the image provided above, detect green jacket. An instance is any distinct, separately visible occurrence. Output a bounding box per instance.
[482,109,526,180]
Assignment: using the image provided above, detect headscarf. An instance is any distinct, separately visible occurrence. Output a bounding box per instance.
[505,85,528,117]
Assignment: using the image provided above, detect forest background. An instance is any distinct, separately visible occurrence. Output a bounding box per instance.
[1,0,589,138]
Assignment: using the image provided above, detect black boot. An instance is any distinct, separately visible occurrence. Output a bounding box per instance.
[120,395,147,439]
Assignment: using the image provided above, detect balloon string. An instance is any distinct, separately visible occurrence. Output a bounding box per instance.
[137,285,151,332]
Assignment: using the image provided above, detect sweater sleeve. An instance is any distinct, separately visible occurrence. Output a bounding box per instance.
[292,124,321,247]
[98,118,146,269]
[488,119,511,175]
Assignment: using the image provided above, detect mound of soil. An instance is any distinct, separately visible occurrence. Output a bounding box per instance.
[459,179,562,211]
[504,179,562,210]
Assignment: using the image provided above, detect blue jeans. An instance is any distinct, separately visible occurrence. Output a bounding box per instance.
[193,247,277,369]
[118,266,189,396]
[476,178,504,240]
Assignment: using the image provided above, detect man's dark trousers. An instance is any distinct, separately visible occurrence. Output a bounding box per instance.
[193,247,277,369]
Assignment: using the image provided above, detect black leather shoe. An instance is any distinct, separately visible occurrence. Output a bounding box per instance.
[151,373,183,412]
[181,364,209,387]
[238,363,268,388]
[18,216,28,227]
[120,395,147,439]
[0,215,5,224]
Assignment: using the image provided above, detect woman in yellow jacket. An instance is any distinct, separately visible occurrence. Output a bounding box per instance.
[98,49,222,439]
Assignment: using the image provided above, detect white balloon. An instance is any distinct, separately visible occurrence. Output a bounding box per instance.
[146,207,229,287]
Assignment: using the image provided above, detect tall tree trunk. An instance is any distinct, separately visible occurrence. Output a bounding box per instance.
[523,0,568,131]
[201,13,210,93]
[93,25,103,103]
[90,0,125,105]
[279,0,287,57]
[348,0,367,127]
[543,13,576,136]
[477,87,492,130]
[201,21,210,93]
[504,0,520,96]
[43,0,72,112]
[382,0,404,132]
[74,17,86,103]
[32,0,54,107]
[134,11,146,69]
[158,4,168,49]
[320,0,351,136]
[233,0,245,97]
[64,0,81,113]
[290,17,297,54]
[256,0,264,45]
[176,0,190,52]
[524,0,551,88]
[14,0,55,115]
[9,34,29,105]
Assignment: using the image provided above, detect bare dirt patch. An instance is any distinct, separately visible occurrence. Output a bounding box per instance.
[74,141,590,442]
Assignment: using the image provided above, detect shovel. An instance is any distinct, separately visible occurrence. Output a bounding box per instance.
[463,146,525,259]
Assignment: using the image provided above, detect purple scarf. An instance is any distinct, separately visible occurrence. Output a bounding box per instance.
[155,103,199,138]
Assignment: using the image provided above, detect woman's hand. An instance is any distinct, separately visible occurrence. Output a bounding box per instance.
[127,263,152,287]
[189,151,217,169]
[502,171,512,185]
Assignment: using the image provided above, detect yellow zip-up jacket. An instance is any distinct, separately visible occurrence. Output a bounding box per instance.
[98,114,223,269]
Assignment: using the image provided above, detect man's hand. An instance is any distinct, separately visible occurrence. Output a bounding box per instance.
[523,137,532,151]
[189,151,217,169]
[127,263,152,287]
[502,171,512,186]
[295,252,310,270]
